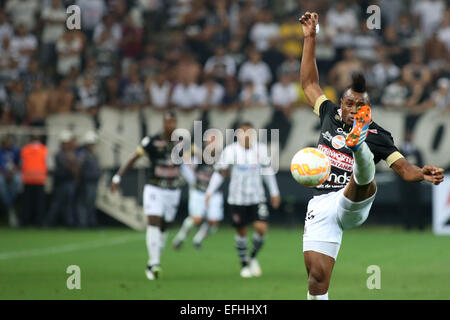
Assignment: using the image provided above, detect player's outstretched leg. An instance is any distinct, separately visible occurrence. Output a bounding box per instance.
[172,216,196,250]
[146,216,163,280]
[249,221,267,277]
[304,250,335,299]
[235,228,252,278]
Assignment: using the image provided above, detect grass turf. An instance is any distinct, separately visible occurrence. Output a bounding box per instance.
[0,225,449,300]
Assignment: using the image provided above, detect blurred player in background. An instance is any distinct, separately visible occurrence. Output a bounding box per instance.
[205,122,280,278]
[111,111,195,280]
[299,11,444,300]
[172,132,223,250]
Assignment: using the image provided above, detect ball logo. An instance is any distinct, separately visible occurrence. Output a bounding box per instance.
[331,135,346,149]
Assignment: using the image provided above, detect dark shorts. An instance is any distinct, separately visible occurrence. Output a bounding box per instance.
[229,203,269,228]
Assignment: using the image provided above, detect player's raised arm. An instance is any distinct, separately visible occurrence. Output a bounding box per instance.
[110,150,142,192]
[299,12,323,108]
[390,158,444,186]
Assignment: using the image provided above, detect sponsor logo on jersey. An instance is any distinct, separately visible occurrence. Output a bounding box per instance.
[318,144,354,172]
[153,140,167,147]
[331,135,346,149]
[322,131,333,142]
[368,129,378,134]
[327,171,352,185]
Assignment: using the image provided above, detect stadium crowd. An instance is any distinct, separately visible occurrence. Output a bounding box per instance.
[0,0,449,227]
[0,0,448,126]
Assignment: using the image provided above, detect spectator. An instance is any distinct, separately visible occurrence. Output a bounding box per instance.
[437,9,450,51]
[6,80,27,125]
[139,43,161,78]
[45,130,79,227]
[40,0,66,66]
[249,10,280,52]
[205,0,231,45]
[0,135,21,227]
[82,57,101,85]
[353,21,380,62]
[371,52,401,88]
[171,78,201,111]
[102,76,123,109]
[240,81,268,108]
[227,38,246,67]
[121,73,147,109]
[146,73,171,110]
[197,76,225,110]
[204,46,237,82]
[76,0,107,42]
[0,11,14,42]
[326,2,358,50]
[381,77,420,110]
[222,76,240,109]
[5,0,39,31]
[10,24,37,73]
[411,77,450,115]
[20,59,47,96]
[0,37,19,85]
[270,72,298,117]
[56,30,84,77]
[328,48,363,94]
[279,13,303,58]
[278,52,301,82]
[412,0,446,38]
[93,14,122,79]
[76,131,101,228]
[238,48,272,86]
[48,78,75,114]
[119,12,143,60]
[26,80,49,126]
[402,50,432,101]
[76,76,101,116]
[20,134,48,226]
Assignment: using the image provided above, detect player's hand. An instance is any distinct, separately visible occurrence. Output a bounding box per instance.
[422,165,444,185]
[110,182,120,193]
[271,195,281,209]
[299,12,319,38]
[205,193,211,207]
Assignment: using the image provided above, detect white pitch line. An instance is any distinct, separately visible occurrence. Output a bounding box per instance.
[0,235,142,260]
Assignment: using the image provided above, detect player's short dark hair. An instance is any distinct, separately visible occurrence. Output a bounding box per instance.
[350,71,366,93]
[163,110,176,120]
[238,121,254,129]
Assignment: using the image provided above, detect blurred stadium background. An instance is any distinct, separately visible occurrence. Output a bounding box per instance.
[0,0,449,299]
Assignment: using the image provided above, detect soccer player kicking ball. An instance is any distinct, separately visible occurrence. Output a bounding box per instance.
[111,111,195,280]
[205,122,281,278]
[299,12,444,300]
[172,133,224,250]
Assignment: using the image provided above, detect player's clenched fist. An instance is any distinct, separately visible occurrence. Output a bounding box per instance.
[422,165,444,185]
[298,12,318,37]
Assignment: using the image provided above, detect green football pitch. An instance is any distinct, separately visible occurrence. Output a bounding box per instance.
[1,225,449,300]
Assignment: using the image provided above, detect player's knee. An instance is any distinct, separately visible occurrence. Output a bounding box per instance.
[253,221,267,235]
[148,215,162,228]
[308,266,328,287]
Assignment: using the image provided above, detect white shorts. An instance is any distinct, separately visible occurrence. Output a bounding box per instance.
[188,188,224,222]
[302,187,377,260]
[143,184,181,223]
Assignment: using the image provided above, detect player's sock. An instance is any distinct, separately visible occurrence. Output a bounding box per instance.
[307,291,329,300]
[235,235,249,267]
[250,232,265,259]
[173,217,194,244]
[352,142,375,186]
[160,231,168,255]
[146,225,161,267]
[193,222,209,245]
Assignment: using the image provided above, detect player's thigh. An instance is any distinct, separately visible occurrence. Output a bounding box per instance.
[206,192,224,222]
[143,184,164,217]
[337,187,377,230]
[188,188,206,219]
[162,188,182,223]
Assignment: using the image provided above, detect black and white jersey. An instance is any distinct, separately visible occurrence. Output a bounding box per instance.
[214,142,279,206]
[313,95,404,195]
[137,133,184,189]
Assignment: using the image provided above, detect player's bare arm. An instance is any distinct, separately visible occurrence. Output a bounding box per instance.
[110,151,142,192]
[299,12,323,107]
[205,169,229,206]
[390,158,444,185]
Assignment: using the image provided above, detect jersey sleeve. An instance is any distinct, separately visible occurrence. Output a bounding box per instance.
[313,95,338,124]
[367,128,404,166]
[137,136,151,156]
